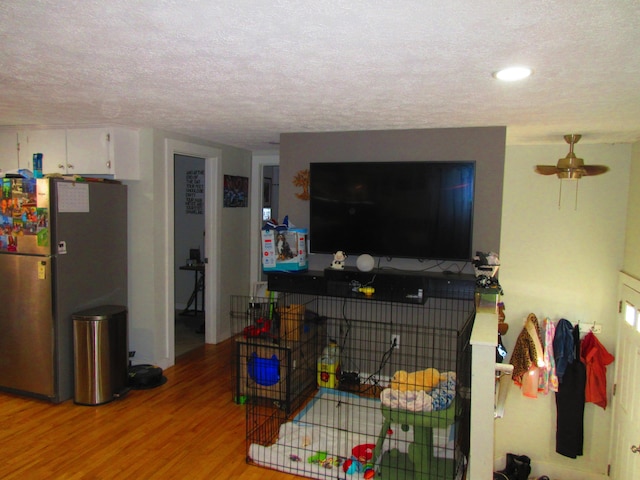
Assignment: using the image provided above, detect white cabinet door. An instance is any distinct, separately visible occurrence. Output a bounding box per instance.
[109,127,140,180]
[0,130,20,174]
[19,129,67,174]
[66,128,111,175]
[66,127,140,179]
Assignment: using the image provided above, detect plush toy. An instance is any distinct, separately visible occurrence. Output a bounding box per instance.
[330,251,347,270]
[390,367,445,392]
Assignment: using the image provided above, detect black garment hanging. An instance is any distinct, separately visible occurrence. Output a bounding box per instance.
[555,324,586,458]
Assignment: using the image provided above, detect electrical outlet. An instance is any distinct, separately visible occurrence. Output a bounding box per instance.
[391,334,400,350]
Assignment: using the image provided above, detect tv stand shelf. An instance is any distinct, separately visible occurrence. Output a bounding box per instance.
[267,267,475,304]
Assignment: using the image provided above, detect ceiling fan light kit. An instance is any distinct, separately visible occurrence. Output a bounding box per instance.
[535,134,609,209]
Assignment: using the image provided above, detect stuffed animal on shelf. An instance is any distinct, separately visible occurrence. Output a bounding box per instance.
[330,251,347,270]
[389,367,445,392]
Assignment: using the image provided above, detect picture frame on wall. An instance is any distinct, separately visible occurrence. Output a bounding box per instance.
[263,177,272,207]
[223,175,249,208]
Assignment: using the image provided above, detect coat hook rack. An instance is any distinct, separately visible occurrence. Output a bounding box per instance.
[577,320,602,334]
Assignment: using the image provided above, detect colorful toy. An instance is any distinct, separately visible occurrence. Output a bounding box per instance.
[390,367,445,392]
[358,286,375,296]
[243,316,272,338]
[308,451,341,468]
[342,456,363,475]
[308,451,327,464]
[352,443,375,462]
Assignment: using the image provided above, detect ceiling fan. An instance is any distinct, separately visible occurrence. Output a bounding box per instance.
[535,134,609,179]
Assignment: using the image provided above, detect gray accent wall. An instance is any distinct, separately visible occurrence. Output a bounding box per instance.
[279,127,506,271]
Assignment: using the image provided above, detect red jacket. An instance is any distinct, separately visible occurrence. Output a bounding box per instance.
[579,331,614,409]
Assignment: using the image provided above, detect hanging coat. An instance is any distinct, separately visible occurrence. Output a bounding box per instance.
[509,313,544,394]
[580,331,615,409]
[553,318,574,382]
[555,324,586,459]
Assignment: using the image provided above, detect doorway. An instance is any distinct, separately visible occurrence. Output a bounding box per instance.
[164,138,221,367]
[609,272,640,477]
[174,155,206,357]
[250,155,280,286]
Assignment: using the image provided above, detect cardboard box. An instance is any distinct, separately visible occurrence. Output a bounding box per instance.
[279,304,305,341]
[261,228,308,271]
[234,328,320,412]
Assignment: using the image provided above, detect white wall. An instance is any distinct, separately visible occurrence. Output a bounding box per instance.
[125,128,251,369]
[496,142,631,479]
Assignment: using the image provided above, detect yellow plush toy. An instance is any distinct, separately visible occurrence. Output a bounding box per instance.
[390,368,445,392]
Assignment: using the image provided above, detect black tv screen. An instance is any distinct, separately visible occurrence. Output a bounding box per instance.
[309,161,475,261]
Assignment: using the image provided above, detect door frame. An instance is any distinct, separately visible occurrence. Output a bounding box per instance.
[164,139,221,362]
[609,271,640,477]
[250,153,280,287]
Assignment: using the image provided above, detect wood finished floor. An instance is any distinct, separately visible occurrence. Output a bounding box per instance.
[0,340,301,479]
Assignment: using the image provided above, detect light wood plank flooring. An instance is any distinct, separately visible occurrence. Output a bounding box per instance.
[0,340,300,479]
[175,311,205,357]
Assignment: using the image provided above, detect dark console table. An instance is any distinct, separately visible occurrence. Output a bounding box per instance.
[266,267,476,304]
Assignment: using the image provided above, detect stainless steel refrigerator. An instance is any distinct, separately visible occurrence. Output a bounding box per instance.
[0,177,127,402]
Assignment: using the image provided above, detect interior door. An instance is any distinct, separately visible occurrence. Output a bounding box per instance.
[610,273,640,478]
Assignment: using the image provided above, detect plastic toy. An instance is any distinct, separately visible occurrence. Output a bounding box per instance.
[358,286,375,296]
[308,451,328,464]
[243,316,272,338]
[342,456,363,475]
[352,443,375,462]
[330,251,347,270]
[390,367,445,392]
[247,353,279,386]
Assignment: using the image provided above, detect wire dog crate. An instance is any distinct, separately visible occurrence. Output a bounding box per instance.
[232,287,475,480]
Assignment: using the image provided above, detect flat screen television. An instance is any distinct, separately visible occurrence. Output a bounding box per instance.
[309,161,475,261]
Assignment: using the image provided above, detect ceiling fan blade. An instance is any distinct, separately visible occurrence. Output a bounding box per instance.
[582,165,609,176]
[535,165,559,175]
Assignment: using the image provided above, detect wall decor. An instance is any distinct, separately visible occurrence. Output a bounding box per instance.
[292,169,309,201]
[185,169,204,214]
[223,175,249,208]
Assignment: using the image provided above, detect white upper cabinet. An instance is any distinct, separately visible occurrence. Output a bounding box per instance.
[19,129,67,174]
[66,128,109,174]
[0,130,19,174]
[66,127,140,179]
[0,126,140,180]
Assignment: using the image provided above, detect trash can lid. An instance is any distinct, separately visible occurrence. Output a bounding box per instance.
[72,305,127,320]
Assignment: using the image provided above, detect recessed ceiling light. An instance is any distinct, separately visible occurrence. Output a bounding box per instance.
[493,66,533,81]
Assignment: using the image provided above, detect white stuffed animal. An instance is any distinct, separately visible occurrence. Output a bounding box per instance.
[331,251,347,270]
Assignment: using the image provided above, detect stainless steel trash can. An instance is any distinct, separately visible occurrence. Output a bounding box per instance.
[73,305,128,405]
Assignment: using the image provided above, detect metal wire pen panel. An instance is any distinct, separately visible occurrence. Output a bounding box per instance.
[231,287,474,480]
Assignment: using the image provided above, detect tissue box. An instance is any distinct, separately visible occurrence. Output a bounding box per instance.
[261,228,308,272]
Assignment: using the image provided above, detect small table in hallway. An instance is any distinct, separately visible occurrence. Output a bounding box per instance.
[179,264,205,316]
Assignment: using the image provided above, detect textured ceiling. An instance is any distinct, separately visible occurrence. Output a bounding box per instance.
[1,0,639,152]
